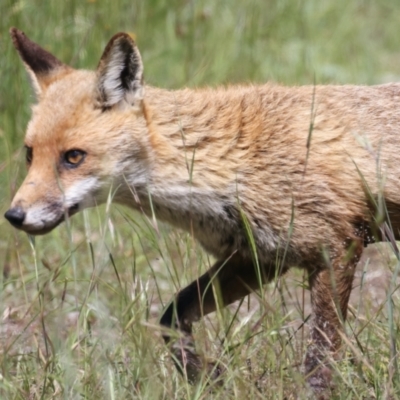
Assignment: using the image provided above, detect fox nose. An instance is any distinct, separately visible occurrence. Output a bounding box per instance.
[4,207,26,227]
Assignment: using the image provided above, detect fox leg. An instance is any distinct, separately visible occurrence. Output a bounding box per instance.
[304,239,363,394]
[160,253,268,383]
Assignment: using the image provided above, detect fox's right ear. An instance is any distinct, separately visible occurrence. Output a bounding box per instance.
[10,28,71,97]
[96,33,144,109]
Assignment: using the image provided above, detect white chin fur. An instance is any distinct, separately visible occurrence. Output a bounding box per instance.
[63,176,102,208]
[23,205,61,231]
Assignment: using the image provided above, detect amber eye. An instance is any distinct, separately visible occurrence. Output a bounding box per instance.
[64,149,86,168]
[25,146,33,165]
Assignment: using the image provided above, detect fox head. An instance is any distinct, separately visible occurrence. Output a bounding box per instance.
[5,28,150,234]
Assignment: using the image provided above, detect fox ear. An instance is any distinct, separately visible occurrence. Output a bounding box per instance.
[10,27,70,96]
[96,33,144,108]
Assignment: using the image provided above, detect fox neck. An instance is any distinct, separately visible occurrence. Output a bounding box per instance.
[115,85,249,239]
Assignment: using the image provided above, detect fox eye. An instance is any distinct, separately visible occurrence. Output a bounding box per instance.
[64,149,86,168]
[25,146,33,165]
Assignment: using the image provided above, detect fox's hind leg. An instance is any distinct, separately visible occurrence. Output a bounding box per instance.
[160,252,270,384]
[304,236,363,396]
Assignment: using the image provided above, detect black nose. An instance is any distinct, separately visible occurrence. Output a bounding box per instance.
[4,207,26,227]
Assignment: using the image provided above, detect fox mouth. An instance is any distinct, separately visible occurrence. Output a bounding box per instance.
[68,203,80,216]
[31,203,80,235]
[7,203,81,235]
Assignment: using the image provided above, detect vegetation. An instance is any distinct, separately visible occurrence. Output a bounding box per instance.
[1,0,400,398]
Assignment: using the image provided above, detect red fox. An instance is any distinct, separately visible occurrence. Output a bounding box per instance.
[5,28,400,396]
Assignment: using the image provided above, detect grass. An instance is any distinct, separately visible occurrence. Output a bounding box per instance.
[1,0,400,398]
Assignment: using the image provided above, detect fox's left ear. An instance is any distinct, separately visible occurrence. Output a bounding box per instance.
[97,33,144,109]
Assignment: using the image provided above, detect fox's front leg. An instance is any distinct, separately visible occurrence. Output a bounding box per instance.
[160,253,265,384]
[305,238,363,396]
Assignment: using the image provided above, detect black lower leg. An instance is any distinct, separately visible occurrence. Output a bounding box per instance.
[160,253,262,383]
[160,271,216,382]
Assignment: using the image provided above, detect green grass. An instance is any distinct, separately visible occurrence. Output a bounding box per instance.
[1,0,400,398]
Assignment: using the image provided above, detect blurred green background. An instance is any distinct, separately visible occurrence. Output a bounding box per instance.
[1,1,400,398]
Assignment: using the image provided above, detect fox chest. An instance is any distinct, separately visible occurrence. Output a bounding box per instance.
[149,196,243,258]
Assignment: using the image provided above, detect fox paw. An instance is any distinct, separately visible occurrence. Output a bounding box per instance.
[205,360,224,384]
